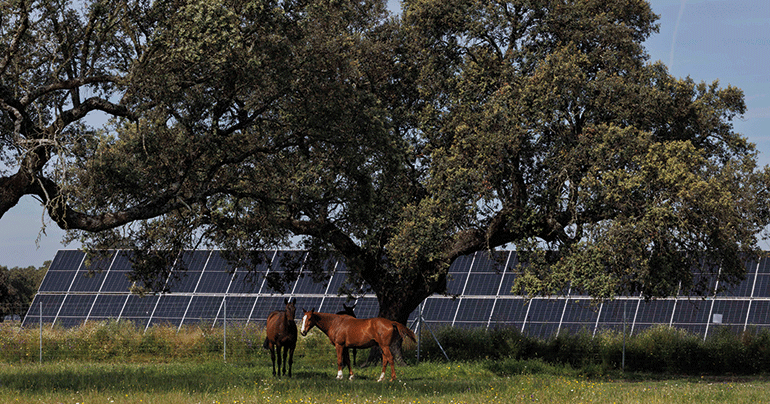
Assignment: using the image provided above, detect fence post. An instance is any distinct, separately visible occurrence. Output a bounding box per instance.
[223,297,227,363]
[39,301,42,364]
[622,300,626,372]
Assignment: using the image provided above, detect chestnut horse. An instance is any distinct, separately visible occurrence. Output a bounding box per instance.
[336,303,357,365]
[263,298,297,377]
[300,309,416,382]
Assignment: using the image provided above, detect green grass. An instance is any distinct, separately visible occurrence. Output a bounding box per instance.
[5,321,770,403]
[3,359,770,404]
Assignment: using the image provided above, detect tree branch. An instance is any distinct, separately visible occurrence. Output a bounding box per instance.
[20,76,119,106]
[31,176,191,232]
[0,0,29,75]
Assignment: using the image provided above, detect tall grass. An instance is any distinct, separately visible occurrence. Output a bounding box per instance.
[415,324,770,375]
[4,320,770,375]
[4,321,770,403]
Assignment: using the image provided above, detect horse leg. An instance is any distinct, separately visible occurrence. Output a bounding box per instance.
[289,347,294,377]
[335,345,345,379]
[269,346,277,377]
[378,345,396,382]
[342,347,354,380]
[282,345,290,376]
[276,345,283,377]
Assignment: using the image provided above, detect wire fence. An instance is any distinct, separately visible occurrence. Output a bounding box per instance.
[7,298,770,375]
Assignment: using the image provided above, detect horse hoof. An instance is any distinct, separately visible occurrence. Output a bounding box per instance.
[349,374,355,381]
[377,373,386,382]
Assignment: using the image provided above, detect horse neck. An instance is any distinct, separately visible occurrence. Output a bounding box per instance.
[313,312,339,335]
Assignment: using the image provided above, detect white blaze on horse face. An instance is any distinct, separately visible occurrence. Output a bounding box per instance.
[301,314,308,335]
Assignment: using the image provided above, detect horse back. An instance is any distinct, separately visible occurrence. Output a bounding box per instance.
[328,316,405,348]
[266,311,297,347]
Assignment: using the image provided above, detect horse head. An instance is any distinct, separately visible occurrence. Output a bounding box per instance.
[340,303,356,317]
[300,308,316,336]
[284,298,297,320]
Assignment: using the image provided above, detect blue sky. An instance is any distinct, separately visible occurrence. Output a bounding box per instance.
[1,0,768,268]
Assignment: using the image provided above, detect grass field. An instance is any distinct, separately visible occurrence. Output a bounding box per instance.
[4,321,770,403]
[4,358,770,404]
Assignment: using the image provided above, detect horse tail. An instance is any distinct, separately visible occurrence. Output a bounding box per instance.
[393,322,417,343]
[263,337,270,350]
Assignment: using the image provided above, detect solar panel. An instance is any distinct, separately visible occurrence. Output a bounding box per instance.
[164,250,208,293]
[446,273,468,295]
[448,254,473,273]
[469,251,508,272]
[228,269,263,294]
[719,271,755,297]
[709,300,749,326]
[148,295,191,327]
[747,300,770,326]
[592,299,637,334]
[22,249,770,340]
[88,294,128,321]
[350,297,380,319]
[54,250,86,270]
[754,275,770,297]
[26,294,65,323]
[37,270,77,293]
[526,298,565,323]
[672,299,711,324]
[56,294,97,327]
[635,299,675,325]
[561,299,599,324]
[100,251,134,292]
[454,298,494,326]
[488,298,527,328]
[464,273,503,295]
[757,258,770,274]
[252,296,299,323]
[293,271,329,295]
[121,294,158,328]
[422,297,459,326]
[214,296,254,324]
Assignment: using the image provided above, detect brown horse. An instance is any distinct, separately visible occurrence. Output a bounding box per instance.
[336,303,357,365]
[300,309,416,382]
[263,298,297,377]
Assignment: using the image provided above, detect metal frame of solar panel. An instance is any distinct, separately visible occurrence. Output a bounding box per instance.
[23,249,770,340]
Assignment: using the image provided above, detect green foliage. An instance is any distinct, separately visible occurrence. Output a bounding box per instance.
[412,324,770,376]
[0,263,48,321]
[3,0,770,333]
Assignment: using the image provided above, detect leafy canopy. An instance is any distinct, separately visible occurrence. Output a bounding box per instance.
[2,0,768,321]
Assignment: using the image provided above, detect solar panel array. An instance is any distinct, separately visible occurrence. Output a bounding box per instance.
[23,249,770,339]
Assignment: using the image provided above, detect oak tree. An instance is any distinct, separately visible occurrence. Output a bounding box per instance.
[2,0,769,336]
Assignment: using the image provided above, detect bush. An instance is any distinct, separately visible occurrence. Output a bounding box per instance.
[412,326,541,362]
[544,329,598,369]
